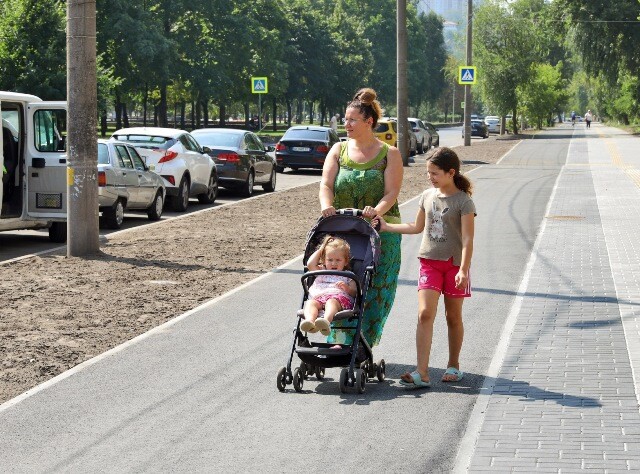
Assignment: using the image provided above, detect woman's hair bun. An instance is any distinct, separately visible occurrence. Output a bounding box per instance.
[354,88,377,106]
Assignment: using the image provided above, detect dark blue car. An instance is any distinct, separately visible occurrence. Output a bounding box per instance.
[274,126,340,172]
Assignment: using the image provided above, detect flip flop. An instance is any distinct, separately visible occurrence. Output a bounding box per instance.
[442,367,464,382]
[314,318,331,336]
[399,371,431,389]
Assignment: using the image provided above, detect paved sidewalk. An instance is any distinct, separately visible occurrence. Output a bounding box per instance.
[462,124,640,472]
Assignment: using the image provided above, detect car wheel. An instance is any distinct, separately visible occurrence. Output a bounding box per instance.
[198,172,218,204]
[262,168,276,192]
[103,199,125,229]
[418,140,424,154]
[171,176,190,212]
[48,222,67,243]
[275,165,285,173]
[147,190,164,221]
[241,170,254,197]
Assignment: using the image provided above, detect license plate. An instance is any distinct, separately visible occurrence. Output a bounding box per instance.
[292,147,311,152]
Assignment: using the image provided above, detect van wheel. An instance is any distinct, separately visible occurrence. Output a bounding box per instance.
[147,191,164,221]
[171,176,190,211]
[48,222,67,243]
[103,199,125,229]
[198,172,218,204]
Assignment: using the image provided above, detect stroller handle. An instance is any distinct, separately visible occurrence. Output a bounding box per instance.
[332,208,381,231]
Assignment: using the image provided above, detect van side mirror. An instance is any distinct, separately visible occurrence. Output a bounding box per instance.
[202,146,212,154]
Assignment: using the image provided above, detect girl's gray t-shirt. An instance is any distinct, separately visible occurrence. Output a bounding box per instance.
[418,188,476,266]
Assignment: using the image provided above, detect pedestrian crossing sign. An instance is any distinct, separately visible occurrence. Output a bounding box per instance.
[251,77,268,94]
[458,66,477,85]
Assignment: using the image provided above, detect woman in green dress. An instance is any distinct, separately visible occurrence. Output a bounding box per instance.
[318,88,403,346]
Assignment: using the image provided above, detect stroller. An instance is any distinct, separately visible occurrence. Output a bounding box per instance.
[276,209,386,394]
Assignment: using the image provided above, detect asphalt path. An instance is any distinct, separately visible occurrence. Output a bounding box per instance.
[0,127,573,471]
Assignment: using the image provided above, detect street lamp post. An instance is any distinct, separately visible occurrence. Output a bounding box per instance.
[67,0,99,256]
[397,0,409,166]
[463,0,473,146]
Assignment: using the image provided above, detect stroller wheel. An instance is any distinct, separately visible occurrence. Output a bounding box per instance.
[276,367,287,392]
[299,361,308,380]
[339,368,349,393]
[293,367,304,392]
[355,368,366,394]
[376,359,386,382]
[315,366,325,380]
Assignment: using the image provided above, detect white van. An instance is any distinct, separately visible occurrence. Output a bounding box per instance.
[1,91,67,242]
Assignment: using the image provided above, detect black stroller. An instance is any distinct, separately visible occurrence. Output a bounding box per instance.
[276,209,386,394]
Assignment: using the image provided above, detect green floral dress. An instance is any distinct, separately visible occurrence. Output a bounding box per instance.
[327,141,402,347]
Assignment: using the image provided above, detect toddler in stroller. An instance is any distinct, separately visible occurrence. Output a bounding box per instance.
[300,235,358,336]
[276,209,387,394]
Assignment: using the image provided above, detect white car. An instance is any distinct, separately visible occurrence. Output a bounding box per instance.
[111,127,218,211]
[408,117,430,153]
[484,116,501,133]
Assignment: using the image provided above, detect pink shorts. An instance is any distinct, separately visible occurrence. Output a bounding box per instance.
[313,292,354,310]
[418,257,471,298]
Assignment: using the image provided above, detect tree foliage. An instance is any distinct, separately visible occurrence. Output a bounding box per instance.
[1,0,449,126]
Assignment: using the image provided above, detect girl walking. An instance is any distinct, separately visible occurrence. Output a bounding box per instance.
[374,147,476,388]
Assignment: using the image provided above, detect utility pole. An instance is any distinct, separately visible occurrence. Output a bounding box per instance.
[397,0,409,166]
[67,0,99,256]
[463,0,473,146]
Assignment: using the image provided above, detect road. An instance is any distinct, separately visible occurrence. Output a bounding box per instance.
[1,129,470,263]
[0,125,591,471]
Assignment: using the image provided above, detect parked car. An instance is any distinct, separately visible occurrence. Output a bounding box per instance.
[408,117,429,153]
[423,122,440,148]
[97,139,166,229]
[111,127,218,212]
[484,116,501,133]
[274,125,340,172]
[374,119,417,156]
[191,128,276,196]
[462,120,489,139]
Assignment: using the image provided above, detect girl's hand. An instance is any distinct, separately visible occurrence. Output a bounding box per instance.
[335,281,348,291]
[371,216,387,232]
[455,270,469,290]
[321,206,336,218]
[362,206,378,218]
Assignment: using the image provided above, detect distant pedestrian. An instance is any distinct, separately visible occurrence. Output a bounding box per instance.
[374,147,476,389]
[585,110,592,129]
[329,113,338,132]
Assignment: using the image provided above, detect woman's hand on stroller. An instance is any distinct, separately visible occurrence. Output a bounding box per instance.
[321,205,337,218]
[362,206,378,219]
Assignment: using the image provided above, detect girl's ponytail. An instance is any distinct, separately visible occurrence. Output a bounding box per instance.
[453,172,473,195]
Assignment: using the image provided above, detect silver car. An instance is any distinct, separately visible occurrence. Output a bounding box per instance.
[98,139,166,229]
[408,117,429,153]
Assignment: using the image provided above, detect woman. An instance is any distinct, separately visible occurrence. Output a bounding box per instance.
[319,88,403,346]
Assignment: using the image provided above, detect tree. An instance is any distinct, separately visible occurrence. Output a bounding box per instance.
[517,63,567,128]
[0,0,66,99]
[474,0,548,133]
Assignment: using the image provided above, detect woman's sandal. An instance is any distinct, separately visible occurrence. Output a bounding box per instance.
[399,371,431,389]
[442,367,464,382]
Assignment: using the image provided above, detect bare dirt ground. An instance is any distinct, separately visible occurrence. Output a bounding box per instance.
[0,137,522,404]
